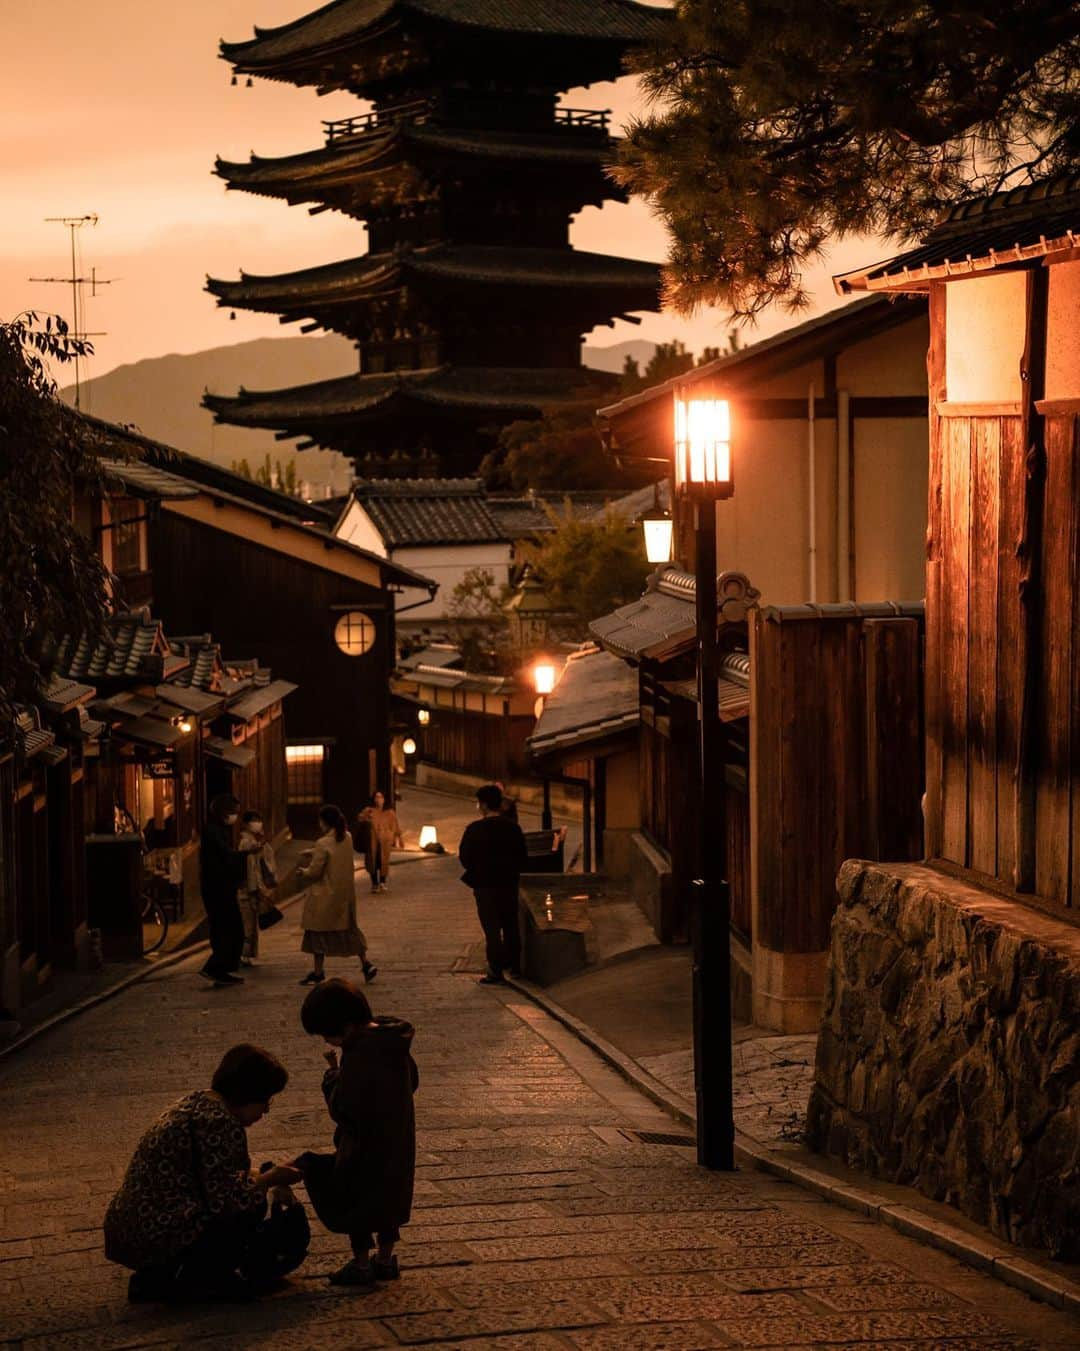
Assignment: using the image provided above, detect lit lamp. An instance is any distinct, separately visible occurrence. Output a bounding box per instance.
[673,385,736,1174]
[418,825,437,848]
[674,394,733,499]
[178,717,193,735]
[532,660,556,696]
[417,707,431,727]
[402,736,417,756]
[640,506,674,565]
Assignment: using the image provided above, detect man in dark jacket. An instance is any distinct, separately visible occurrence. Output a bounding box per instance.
[199,794,250,986]
[458,784,528,985]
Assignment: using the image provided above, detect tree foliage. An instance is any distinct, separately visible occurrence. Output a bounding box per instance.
[0,314,115,715]
[480,409,653,491]
[616,1,1080,316]
[619,332,742,395]
[230,452,299,495]
[525,505,651,631]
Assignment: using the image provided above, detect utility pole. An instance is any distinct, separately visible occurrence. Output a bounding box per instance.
[29,215,113,410]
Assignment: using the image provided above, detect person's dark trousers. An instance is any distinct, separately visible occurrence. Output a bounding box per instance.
[202,892,245,976]
[473,886,521,976]
[350,1226,400,1257]
[131,1203,310,1302]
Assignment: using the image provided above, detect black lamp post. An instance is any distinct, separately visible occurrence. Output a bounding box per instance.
[673,387,736,1171]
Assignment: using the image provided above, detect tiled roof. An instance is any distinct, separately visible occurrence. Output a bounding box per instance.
[208,246,661,315]
[354,478,506,547]
[585,479,670,525]
[100,459,199,501]
[528,646,638,755]
[217,126,618,198]
[226,680,299,722]
[206,365,618,430]
[39,676,97,713]
[835,172,1080,293]
[223,0,671,66]
[589,569,761,662]
[205,736,257,769]
[52,612,189,684]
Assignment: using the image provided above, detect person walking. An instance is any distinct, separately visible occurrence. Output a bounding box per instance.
[104,1043,308,1303]
[297,979,418,1288]
[458,783,528,985]
[199,794,253,987]
[359,790,403,893]
[297,804,377,987]
[238,810,277,966]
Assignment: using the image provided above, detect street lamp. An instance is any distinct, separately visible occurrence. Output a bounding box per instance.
[402,736,417,757]
[640,506,674,565]
[532,660,556,696]
[417,707,431,727]
[674,386,736,1172]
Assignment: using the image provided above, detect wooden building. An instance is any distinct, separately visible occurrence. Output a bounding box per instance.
[601,295,930,603]
[205,0,667,474]
[86,420,435,827]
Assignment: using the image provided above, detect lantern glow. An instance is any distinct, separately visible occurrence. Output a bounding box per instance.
[417,707,431,726]
[533,661,556,695]
[641,510,674,564]
[418,825,438,848]
[674,395,733,498]
[402,736,417,756]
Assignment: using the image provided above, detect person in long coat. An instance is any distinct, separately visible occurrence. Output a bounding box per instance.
[297,804,376,986]
[199,794,251,986]
[358,790,403,892]
[298,979,418,1287]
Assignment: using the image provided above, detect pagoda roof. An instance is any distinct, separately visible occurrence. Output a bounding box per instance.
[223,0,670,71]
[207,246,662,316]
[216,123,620,207]
[204,364,618,431]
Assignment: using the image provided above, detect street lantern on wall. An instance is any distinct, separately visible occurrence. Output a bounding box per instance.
[402,736,417,756]
[532,660,556,696]
[674,393,733,499]
[640,506,674,565]
[417,707,431,726]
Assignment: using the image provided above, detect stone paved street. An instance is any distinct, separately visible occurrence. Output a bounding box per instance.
[2,849,1078,1349]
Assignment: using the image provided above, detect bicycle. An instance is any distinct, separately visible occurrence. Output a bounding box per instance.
[141,887,170,955]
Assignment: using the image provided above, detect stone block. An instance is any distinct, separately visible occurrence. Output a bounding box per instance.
[809,860,1080,1260]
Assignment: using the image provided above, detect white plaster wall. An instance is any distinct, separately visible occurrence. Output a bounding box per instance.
[334,500,388,557]
[1047,258,1080,401]
[945,272,1028,403]
[853,417,929,601]
[393,542,513,620]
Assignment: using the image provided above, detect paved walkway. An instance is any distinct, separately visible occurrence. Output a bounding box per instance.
[2,849,1078,1348]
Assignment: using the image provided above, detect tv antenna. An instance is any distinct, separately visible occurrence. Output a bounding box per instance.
[29,214,115,410]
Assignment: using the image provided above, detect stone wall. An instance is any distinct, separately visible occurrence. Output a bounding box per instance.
[807,860,1080,1259]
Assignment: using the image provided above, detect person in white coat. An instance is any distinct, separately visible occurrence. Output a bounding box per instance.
[297,805,377,987]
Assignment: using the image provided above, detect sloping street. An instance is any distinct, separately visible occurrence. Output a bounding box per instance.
[1,848,1077,1350]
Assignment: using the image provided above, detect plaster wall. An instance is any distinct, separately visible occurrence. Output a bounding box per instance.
[852,416,929,601]
[334,500,388,558]
[945,272,1028,403]
[394,542,513,621]
[604,747,640,831]
[1047,258,1080,400]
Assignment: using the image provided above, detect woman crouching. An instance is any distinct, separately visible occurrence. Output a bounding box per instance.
[104,1044,308,1302]
[296,978,418,1287]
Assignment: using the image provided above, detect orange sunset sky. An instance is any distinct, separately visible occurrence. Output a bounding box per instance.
[2,2,886,384]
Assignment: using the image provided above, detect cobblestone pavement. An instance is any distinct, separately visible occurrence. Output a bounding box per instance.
[2,853,1078,1349]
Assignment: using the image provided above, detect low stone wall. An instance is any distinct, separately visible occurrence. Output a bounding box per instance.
[807,859,1080,1259]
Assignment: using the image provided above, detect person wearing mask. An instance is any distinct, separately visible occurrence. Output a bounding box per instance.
[297,804,377,987]
[458,784,528,985]
[238,810,277,966]
[199,794,255,987]
[358,790,404,893]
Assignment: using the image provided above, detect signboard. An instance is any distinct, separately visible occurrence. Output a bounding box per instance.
[146,759,175,780]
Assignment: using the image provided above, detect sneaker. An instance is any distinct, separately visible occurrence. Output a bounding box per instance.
[362,961,378,983]
[328,1257,377,1288]
[372,1254,399,1281]
[478,973,506,986]
[299,971,324,986]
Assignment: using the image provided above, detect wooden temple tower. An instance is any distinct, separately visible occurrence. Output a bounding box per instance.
[207,0,669,477]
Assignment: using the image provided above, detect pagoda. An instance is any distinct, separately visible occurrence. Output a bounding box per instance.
[206,0,670,477]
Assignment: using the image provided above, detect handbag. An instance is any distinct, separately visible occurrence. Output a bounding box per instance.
[257,903,284,931]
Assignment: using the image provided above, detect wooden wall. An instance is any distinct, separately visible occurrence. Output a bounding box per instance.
[419,707,534,781]
[926,274,1080,907]
[751,606,925,954]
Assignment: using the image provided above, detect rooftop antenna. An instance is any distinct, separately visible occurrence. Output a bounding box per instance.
[29,215,115,410]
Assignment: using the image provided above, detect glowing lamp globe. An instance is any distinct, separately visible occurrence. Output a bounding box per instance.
[417,707,431,726]
[418,825,438,849]
[674,394,733,499]
[533,661,556,695]
[402,736,417,756]
[640,508,674,564]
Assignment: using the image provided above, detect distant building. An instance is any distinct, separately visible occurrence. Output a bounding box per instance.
[205,0,667,475]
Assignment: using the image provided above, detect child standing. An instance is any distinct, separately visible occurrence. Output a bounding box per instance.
[238,810,276,965]
[297,979,418,1287]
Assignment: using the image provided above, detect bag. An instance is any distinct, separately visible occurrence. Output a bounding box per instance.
[259,856,278,889]
[257,904,284,931]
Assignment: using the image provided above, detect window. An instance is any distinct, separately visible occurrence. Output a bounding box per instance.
[286,744,326,804]
[110,499,144,576]
[334,611,376,656]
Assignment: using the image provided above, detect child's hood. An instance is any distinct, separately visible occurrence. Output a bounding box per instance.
[346,1015,415,1053]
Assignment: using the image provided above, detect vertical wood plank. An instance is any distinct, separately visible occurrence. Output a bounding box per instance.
[750,610,783,951]
[924,284,947,859]
[784,618,822,951]
[1035,412,1076,902]
[940,415,972,865]
[996,416,1025,887]
[968,417,1001,875]
[1069,416,1080,909]
[864,618,925,861]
